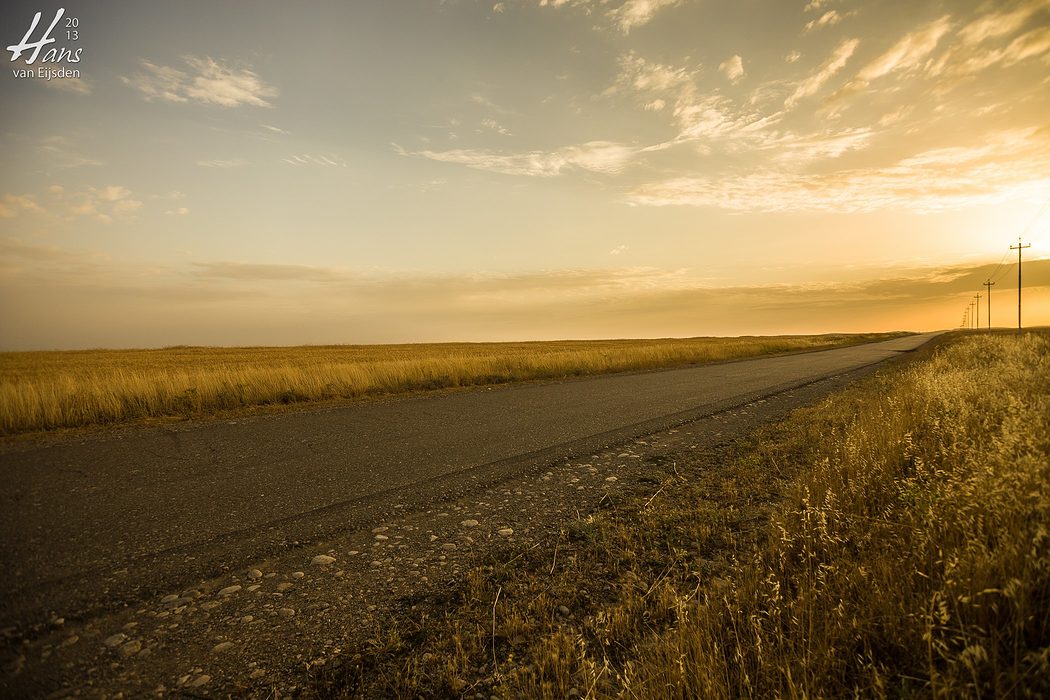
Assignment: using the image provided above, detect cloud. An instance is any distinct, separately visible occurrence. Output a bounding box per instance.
[938,25,1050,77]
[719,55,745,83]
[10,236,1047,348]
[470,93,508,113]
[0,185,150,223]
[957,1,1047,46]
[609,244,629,256]
[62,185,143,224]
[856,15,951,82]
[397,140,644,177]
[804,10,841,33]
[785,50,802,64]
[481,118,512,136]
[610,53,765,143]
[804,0,833,11]
[531,0,680,33]
[260,124,289,135]
[785,38,859,108]
[0,194,45,219]
[628,128,1050,213]
[193,262,342,282]
[281,154,347,167]
[611,52,695,94]
[607,50,872,167]
[0,237,78,262]
[39,76,92,95]
[196,159,248,168]
[122,56,276,107]
[608,0,681,33]
[38,135,102,169]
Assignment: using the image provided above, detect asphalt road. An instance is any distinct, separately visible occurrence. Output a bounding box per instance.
[0,333,939,630]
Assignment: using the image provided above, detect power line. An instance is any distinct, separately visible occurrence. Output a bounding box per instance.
[988,249,1012,285]
[1009,237,1032,330]
[988,195,1050,286]
[983,279,995,329]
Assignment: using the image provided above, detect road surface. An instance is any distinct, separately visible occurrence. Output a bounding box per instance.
[0,333,939,630]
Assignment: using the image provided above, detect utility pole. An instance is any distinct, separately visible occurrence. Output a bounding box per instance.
[983,279,994,329]
[974,293,981,330]
[969,301,975,329]
[1010,237,1032,330]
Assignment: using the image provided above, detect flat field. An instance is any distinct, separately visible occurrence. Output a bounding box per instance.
[0,332,903,435]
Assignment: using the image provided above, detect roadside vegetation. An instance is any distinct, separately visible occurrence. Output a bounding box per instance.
[0,333,902,435]
[317,331,1050,698]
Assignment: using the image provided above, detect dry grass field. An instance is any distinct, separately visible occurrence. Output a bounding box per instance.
[0,333,901,436]
[322,331,1050,698]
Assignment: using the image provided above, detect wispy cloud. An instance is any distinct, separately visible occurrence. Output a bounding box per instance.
[957,1,1047,46]
[396,140,644,176]
[65,185,144,224]
[39,135,102,169]
[469,93,508,114]
[121,56,277,107]
[609,53,769,144]
[531,0,681,33]
[804,10,841,33]
[193,261,342,281]
[932,25,1050,78]
[608,50,872,165]
[785,38,859,108]
[803,0,834,12]
[39,75,92,95]
[856,16,951,82]
[628,128,1050,213]
[281,154,347,167]
[719,55,745,83]
[196,159,248,168]
[608,0,681,33]
[480,118,512,136]
[0,194,44,219]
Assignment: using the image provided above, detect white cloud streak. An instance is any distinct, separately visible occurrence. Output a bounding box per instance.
[121,56,277,107]
[608,0,681,33]
[804,10,841,33]
[857,16,952,82]
[629,129,1050,213]
[785,38,859,108]
[397,141,644,176]
[719,55,745,83]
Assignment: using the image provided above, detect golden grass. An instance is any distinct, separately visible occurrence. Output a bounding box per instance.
[626,332,1050,698]
[318,331,1050,698]
[0,333,900,435]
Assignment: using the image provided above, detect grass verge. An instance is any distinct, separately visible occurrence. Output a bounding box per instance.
[0,333,903,435]
[312,331,1050,698]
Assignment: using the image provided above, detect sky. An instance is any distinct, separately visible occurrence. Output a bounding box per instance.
[1,0,1049,350]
